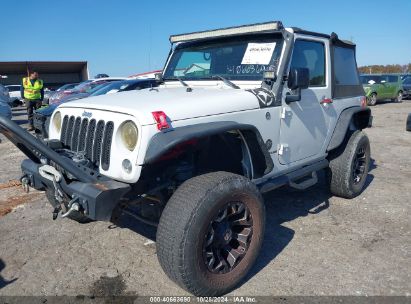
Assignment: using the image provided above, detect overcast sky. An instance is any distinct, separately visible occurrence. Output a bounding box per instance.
[1,0,410,76]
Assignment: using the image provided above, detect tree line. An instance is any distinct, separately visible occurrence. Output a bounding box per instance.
[358,64,411,74]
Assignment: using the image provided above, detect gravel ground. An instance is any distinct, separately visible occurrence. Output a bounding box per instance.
[0,102,410,297]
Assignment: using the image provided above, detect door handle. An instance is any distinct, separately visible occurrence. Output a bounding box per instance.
[320,98,333,104]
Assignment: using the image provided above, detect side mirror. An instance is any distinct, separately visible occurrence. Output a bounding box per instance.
[287,67,309,90]
[155,72,163,82]
[285,67,309,103]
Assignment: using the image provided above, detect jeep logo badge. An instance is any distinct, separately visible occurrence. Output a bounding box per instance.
[82,111,92,118]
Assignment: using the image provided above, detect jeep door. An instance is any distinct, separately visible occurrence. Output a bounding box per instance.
[278,37,333,165]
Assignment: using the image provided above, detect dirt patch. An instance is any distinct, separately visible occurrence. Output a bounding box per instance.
[0,192,42,216]
[0,180,21,190]
[90,274,127,297]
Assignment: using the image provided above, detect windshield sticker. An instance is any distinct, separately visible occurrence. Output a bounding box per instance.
[226,64,276,75]
[241,43,276,65]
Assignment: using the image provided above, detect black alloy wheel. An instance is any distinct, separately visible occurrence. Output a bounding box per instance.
[203,202,253,274]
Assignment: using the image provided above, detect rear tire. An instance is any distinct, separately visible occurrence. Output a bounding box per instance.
[328,131,371,198]
[395,91,403,103]
[156,172,265,296]
[367,93,377,106]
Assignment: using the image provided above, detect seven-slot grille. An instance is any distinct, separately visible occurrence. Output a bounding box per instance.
[60,115,114,170]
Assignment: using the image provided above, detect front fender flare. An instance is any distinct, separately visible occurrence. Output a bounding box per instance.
[144,121,274,176]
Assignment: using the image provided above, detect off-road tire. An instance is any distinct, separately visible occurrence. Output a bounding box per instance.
[367,93,377,106]
[45,190,91,223]
[156,172,265,296]
[328,131,371,198]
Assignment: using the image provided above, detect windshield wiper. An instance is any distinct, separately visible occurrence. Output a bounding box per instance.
[176,78,189,87]
[163,77,193,92]
[211,75,240,89]
[176,78,193,92]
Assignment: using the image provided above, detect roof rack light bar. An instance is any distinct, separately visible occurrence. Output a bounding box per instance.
[170,21,284,43]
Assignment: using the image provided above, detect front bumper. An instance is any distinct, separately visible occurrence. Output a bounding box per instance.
[0,116,131,221]
[22,159,130,220]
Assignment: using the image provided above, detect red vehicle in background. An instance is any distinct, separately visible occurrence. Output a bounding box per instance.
[48,77,125,105]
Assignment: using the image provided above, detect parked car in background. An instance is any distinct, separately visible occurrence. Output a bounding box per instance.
[42,88,55,105]
[47,83,79,104]
[129,70,162,79]
[57,79,157,104]
[90,78,157,95]
[402,77,411,99]
[54,82,112,104]
[0,84,11,106]
[5,85,22,107]
[0,101,12,120]
[0,79,12,120]
[360,74,404,106]
[34,78,156,138]
[48,78,125,105]
[94,73,109,79]
[55,83,79,92]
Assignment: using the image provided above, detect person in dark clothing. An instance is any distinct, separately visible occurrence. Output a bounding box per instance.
[21,71,44,131]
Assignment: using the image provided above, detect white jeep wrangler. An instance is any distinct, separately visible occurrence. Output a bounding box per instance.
[0,21,372,296]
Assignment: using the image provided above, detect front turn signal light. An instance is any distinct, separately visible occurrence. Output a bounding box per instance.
[152,111,170,130]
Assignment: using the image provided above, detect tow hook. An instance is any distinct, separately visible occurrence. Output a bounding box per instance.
[61,196,80,218]
[21,176,30,193]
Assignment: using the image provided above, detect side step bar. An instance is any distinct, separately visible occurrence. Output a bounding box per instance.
[289,172,318,190]
[258,159,328,193]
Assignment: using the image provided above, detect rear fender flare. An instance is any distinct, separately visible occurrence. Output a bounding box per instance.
[327,107,372,152]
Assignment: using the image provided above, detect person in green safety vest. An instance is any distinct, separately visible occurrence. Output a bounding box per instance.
[21,71,44,131]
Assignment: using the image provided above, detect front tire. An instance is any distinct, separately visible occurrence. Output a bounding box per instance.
[328,131,371,198]
[156,172,265,296]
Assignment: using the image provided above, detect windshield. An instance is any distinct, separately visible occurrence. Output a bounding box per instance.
[86,82,111,94]
[57,83,77,91]
[163,35,283,81]
[90,81,129,96]
[73,81,107,93]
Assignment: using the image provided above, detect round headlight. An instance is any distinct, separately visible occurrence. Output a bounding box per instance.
[52,111,62,133]
[120,121,138,151]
